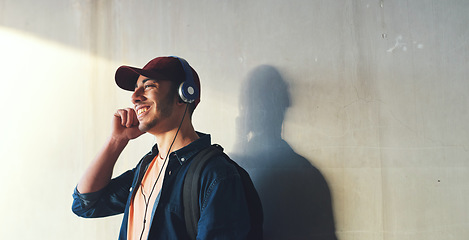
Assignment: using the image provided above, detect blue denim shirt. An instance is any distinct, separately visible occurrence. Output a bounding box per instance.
[72,133,251,239]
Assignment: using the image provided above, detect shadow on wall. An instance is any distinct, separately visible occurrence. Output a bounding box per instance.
[231,65,338,240]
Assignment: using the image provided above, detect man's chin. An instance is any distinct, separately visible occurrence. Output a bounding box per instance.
[138,120,158,133]
[138,124,150,133]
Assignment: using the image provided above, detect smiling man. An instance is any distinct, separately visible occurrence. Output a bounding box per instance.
[72,56,260,240]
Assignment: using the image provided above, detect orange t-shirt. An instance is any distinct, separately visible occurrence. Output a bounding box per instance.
[127,155,168,240]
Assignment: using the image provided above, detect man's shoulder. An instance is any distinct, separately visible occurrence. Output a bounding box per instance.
[196,148,241,181]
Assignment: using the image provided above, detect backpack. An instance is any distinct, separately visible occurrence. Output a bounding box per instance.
[183,144,264,240]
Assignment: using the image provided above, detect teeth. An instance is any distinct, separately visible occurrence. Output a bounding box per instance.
[137,107,148,116]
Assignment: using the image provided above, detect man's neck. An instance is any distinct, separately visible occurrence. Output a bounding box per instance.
[153,124,199,159]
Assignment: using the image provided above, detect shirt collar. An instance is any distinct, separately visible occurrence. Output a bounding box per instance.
[170,132,211,165]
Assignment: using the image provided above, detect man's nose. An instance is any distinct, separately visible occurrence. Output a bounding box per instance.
[131,87,145,104]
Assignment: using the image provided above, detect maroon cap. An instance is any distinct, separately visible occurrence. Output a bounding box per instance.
[115,56,201,107]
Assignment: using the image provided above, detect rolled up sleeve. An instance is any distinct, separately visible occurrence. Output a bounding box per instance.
[71,169,134,218]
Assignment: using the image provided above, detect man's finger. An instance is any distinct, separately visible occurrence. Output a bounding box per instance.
[115,109,127,126]
[126,108,135,127]
[128,108,139,126]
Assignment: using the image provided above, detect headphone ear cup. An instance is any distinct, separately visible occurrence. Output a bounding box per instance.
[178,82,196,103]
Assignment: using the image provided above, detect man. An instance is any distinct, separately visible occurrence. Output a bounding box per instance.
[72,56,253,239]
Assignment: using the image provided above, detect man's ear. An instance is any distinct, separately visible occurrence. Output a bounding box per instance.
[176,95,186,106]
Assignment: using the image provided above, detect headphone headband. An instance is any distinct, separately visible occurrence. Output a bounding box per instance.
[171,56,199,103]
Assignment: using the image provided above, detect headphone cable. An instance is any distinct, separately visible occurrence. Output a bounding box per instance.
[139,103,190,240]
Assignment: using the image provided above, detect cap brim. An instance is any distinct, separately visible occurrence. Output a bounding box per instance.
[115,66,169,91]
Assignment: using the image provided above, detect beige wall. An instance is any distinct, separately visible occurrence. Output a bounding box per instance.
[1,0,468,239]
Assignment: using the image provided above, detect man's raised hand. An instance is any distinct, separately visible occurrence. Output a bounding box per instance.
[112,108,145,141]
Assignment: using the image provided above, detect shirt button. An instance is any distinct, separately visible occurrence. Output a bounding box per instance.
[169,171,172,175]
[181,157,185,162]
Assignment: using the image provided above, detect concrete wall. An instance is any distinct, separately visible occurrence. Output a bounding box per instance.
[1,0,468,239]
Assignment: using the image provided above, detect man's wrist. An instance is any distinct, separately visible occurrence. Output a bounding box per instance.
[108,135,130,150]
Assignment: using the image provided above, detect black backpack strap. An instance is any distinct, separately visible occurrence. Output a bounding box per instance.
[225,157,264,240]
[183,144,224,240]
[183,144,264,240]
